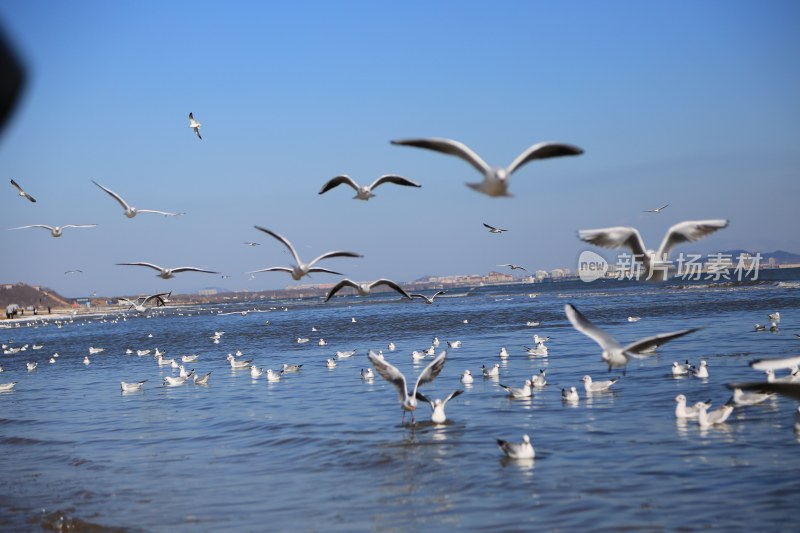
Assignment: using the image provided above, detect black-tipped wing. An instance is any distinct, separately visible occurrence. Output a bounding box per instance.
[371,279,412,299]
[507,142,584,175]
[443,389,464,405]
[623,328,700,356]
[391,137,491,175]
[10,179,35,202]
[319,175,359,195]
[369,174,421,190]
[325,279,359,302]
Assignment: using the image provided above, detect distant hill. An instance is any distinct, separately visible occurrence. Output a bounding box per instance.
[0,282,71,310]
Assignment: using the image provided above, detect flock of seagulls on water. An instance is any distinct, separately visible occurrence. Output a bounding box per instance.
[6,116,799,460]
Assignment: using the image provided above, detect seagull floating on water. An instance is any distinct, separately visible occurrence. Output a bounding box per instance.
[249,226,362,280]
[325,279,411,302]
[692,360,709,379]
[164,375,191,387]
[500,380,533,399]
[697,401,734,428]
[562,386,579,402]
[391,137,583,197]
[497,434,535,459]
[318,174,421,200]
[461,370,474,384]
[120,380,147,392]
[368,349,447,424]
[92,180,181,218]
[0,382,18,392]
[282,363,303,373]
[531,369,547,388]
[582,375,619,393]
[117,262,218,279]
[565,303,699,372]
[361,368,374,381]
[731,387,774,406]
[9,224,96,238]
[578,220,729,281]
[671,361,690,377]
[482,363,500,378]
[326,358,337,369]
[188,112,202,139]
[10,179,35,202]
[419,389,464,424]
[483,223,508,234]
[674,394,712,419]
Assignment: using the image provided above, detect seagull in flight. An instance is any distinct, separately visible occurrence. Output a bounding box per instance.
[244,242,260,247]
[188,112,202,140]
[117,262,219,279]
[10,179,36,202]
[318,174,421,200]
[483,223,508,234]
[498,264,529,273]
[9,224,96,238]
[644,203,669,213]
[565,303,699,372]
[368,349,447,424]
[91,180,181,218]
[410,290,445,304]
[391,137,583,197]
[119,291,171,312]
[325,279,412,302]
[248,226,362,281]
[64,270,83,275]
[578,219,729,281]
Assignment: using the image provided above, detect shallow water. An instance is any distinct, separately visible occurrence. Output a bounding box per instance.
[1,273,799,532]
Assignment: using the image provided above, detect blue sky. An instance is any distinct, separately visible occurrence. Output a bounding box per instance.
[1,1,798,298]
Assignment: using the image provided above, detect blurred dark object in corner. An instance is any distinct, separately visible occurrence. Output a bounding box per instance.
[0,26,25,139]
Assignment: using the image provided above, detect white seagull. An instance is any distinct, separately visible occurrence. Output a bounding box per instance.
[418,389,464,424]
[483,223,508,234]
[164,375,191,387]
[482,363,500,377]
[10,179,36,202]
[410,290,445,304]
[282,363,303,373]
[117,262,219,279]
[671,361,690,377]
[697,402,735,428]
[368,349,447,423]
[188,112,201,139]
[565,303,699,372]
[325,279,411,302]
[193,372,212,385]
[119,291,171,312]
[0,382,18,392]
[120,380,147,392]
[391,137,583,197]
[578,219,729,281]
[500,380,533,399]
[731,387,774,406]
[644,203,669,213]
[318,174,421,200]
[336,350,356,359]
[692,360,709,379]
[674,394,712,419]
[326,358,337,369]
[562,386,579,402]
[266,369,282,382]
[531,369,547,388]
[461,369,474,384]
[249,226,362,280]
[582,375,619,393]
[91,180,181,218]
[9,224,96,238]
[497,434,535,459]
[361,368,375,381]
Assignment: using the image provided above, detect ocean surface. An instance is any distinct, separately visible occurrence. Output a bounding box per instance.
[1,271,799,532]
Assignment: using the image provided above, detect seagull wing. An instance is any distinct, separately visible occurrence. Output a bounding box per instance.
[484,223,498,231]
[725,382,800,401]
[750,355,800,372]
[170,267,219,274]
[307,250,363,267]
[391,137,492,175]
[656,219,729,259]
[116,262,164,272]
[565,303,623,352]
[414,391,434,409]
[507,142,584,175]
[577,226,648,258]
[254,226,302,265]
[432,290,446,299]
[443,389,464,405]
[325,279,359,302]
[9,224,53,231]
[319,175,360,195]
[306,267,344,276]
[247,266,293,274]
[368,174,421,190]
[368,349,409,402]
[136,209,181,216]
[622,328,700,356]
[62,224,97,229]
[412,350,447,397]
[92,180,132,212]
[370,279,412,299]
[410,294,432,303]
